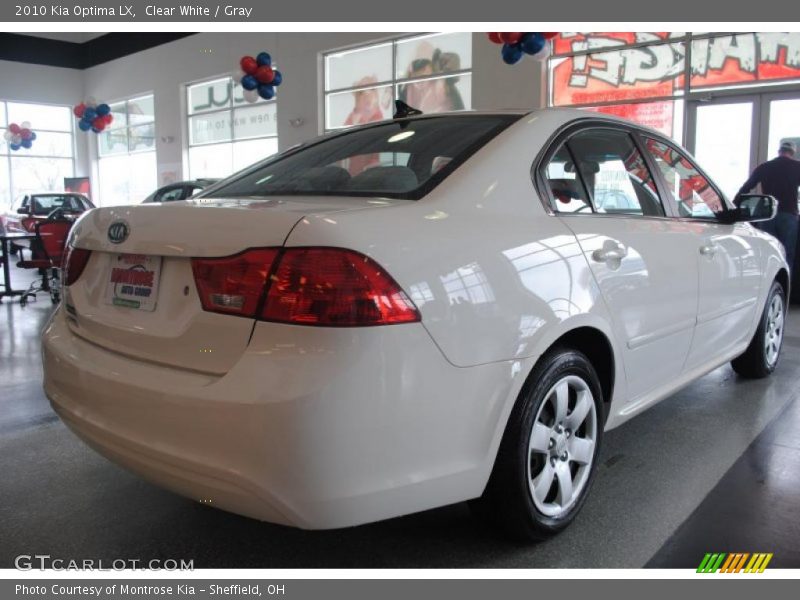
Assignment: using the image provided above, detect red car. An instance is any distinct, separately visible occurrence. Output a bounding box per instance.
[1,192,94,252]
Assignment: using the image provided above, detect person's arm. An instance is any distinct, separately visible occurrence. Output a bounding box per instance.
[737,165,763,197]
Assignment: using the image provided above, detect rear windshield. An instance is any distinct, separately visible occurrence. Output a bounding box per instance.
[204,115,518,200]
[30,195,86,215]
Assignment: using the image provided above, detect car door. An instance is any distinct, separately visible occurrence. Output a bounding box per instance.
[642,136,761,367]
[541,126,700,402]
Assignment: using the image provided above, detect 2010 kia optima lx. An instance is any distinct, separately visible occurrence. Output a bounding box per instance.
[43,109,788,539]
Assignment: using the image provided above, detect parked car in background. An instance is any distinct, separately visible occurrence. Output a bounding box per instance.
[1,192,94,252]
[141,179,220,203]
[44,110,787,540]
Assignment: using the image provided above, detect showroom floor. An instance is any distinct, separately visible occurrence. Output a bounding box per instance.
[1,262,799,569]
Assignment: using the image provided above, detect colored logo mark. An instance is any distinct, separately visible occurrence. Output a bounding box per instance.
[697,553,773,573]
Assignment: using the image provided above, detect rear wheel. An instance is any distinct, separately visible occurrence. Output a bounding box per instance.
[731,280,786,378]
[470,348,603,540]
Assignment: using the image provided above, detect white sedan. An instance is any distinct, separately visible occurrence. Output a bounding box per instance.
[42,109,787,539]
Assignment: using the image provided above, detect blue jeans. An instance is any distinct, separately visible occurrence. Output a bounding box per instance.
[758,212,799,270]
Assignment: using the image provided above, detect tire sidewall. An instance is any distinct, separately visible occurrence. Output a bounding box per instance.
[760,281,786,374]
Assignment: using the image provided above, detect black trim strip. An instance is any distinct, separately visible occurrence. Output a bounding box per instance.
[0,33,196,69]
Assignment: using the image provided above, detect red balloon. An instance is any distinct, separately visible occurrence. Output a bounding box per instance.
[8,123,20,134]
[487,32,503,44]
[500,32,524,44]
[240,56,258,75]
[104,114,114,125]
[542,32,559,40]
[254,65,274,84]
[92,117,105,131]
[73,103,85,118]
[20,128,32,140]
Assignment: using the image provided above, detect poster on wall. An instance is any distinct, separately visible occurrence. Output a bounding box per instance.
[64,177,91,202]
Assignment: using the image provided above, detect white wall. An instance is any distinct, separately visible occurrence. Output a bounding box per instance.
[1,32,548,204]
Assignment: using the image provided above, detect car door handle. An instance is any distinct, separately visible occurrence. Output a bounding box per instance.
[699,244,718,257]
[592,242,627,269]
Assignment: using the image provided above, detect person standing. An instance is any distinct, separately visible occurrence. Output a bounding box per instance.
[737,140,800,269]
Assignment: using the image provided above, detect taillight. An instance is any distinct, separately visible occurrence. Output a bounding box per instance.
[63,246,91,286]
[262,248,420,326]
[191,249,279,317]
[191,247,420,326]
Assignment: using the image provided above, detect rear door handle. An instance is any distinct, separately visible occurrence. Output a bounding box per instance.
[699,244,717,257]
[592,241,627,268]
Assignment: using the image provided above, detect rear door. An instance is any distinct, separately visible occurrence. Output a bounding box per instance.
[541,125,700,402]
[642,136,761,366]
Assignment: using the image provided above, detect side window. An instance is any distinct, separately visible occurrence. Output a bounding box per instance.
[544,145,593,213]
[644,137,725,218]
[157,186,186,203]
[567,129,665,217]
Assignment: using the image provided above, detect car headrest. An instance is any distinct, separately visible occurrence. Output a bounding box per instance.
[548,178,585,202]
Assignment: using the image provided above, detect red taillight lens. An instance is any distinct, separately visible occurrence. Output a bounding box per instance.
[191,249,279,317]
[261,248,420,326]
[62,246,91,286]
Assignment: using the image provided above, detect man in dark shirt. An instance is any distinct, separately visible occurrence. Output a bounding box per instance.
[738,140,800,269]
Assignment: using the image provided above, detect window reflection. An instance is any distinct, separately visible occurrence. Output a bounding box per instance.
[440,262,495,305]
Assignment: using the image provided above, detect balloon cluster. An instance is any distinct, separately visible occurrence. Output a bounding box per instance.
[487,32,558,65]
[73,98,114,133]
[236,52,283,103]
[3,122,36,150]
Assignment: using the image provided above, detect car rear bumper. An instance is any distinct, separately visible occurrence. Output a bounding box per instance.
[42,308,527,529]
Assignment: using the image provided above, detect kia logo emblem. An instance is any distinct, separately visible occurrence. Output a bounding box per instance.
[108,221,129,244]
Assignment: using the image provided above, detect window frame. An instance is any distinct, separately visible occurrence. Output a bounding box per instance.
[533,118,733,222]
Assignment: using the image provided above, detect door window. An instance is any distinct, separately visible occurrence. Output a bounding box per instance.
[156,186,187,203]
[566,129,665,217]
[544,145,593,213]
[644,137,725,218]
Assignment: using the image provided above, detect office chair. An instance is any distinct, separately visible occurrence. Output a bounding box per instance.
[16,219,72,306]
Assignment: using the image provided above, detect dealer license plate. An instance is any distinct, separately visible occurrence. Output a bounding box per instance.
[104,253,162,311]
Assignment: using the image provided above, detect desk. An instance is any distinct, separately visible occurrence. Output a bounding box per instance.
[1,232,37,301]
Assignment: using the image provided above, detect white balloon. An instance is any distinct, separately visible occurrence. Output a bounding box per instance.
[533,44,552,62]
[12,134,22,145]
[243,89,259,104]
[86,97,97,108]
[21,121,31,129]
[234,69,247,82]
[3,131,12,141]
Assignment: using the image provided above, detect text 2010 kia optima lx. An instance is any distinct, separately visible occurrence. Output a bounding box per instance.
[43,109,788,539]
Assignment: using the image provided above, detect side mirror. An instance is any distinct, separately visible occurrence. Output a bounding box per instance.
[16,206,29,215]
[720,194,778,224]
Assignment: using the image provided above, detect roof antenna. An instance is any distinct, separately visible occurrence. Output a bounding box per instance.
[393,100,422,119]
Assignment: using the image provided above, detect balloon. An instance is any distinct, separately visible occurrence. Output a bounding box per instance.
[21,121,31,129]
[78,119,92,132]
[21,139,32,149]
[542,32,559,40]
[30,131,37,141]
[8,123,20,134]
[520,32,546,56]
[241,74,259,90]
[96,103,111,116]
[2,131,11,141]
[243,89,259,103]
[240,55,258,75]
[92,117,106,129]
[501,43,524,65]
[9,143,20,151]
[83,107,97,121]
[257,84,275,100]
[255,65,274,84]
[233,68,247,81]
[73,103,86,118]
[533,44,552,62]
[20,128,32,140]
[104,114,114,125]
[86,97,97,108]
[271,70,283,86]
[487,32,503,44]
[500,32,524,44]
[256,52,271,67]
[91,126,103,133]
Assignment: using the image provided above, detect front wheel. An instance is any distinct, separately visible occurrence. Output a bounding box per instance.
[470,348,603,540]
[731,280,786,378]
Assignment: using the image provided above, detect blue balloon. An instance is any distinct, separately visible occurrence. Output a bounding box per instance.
[21,139,32,149]
[501,43,524,65]
[257,84,275,100]
[9,143,20,151]
[271,70,282,86]
[91,126,103,134]
[96,103,111,116]
[78,119,92,131]
[256,52,271,67]
[241,74,258,90]
[29,131,37,140]
[520,33,546,56]
[83,107,97,121]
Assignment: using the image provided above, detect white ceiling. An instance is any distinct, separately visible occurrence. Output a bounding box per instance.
[18,33,107,43]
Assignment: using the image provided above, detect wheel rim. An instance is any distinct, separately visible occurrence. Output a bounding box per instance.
[527,375,598,518]
[765,293,785,368]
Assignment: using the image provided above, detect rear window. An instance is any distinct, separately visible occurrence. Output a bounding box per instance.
[30,195,87,215]
[204,115,518,200]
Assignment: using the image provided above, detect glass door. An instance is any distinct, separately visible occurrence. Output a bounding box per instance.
[762,94,800,164]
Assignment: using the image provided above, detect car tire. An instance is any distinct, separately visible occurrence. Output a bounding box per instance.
[731,280,786,379]
[470,348,604,540]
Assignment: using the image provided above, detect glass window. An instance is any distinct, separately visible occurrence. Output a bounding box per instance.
[98,152,157,207]
[205,115,516,200]
[644,137,725,218]
[544,145,593,213]
[583,100,684,142]
[186,77,278,179]
[98,94,155,158]
[7,102,72,132]
[324,33,472,131]
[9,157,74,198]
[156,186,187,203]
[566,129,664,217]
[29,194,85,215]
